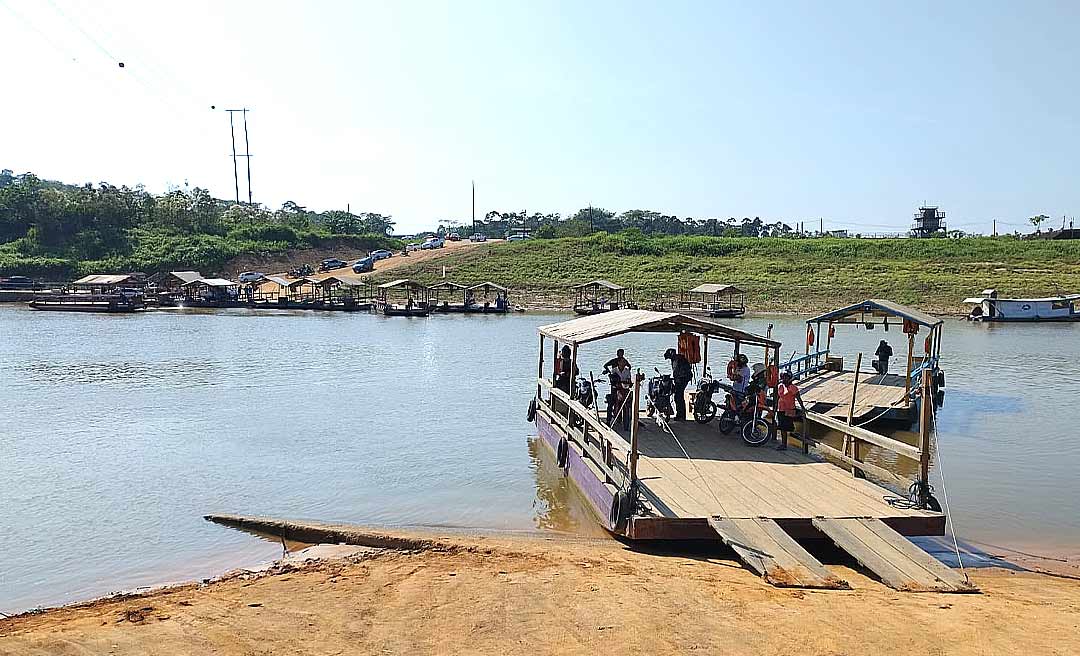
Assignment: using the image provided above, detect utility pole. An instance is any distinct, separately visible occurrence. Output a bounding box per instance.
[472,180,476,234]
[819,217,823,235]
[228,111,239,203]
[225,108,253,204]
[992,219,997,237]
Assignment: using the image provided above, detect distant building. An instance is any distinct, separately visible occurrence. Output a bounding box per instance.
[910,206,947,238]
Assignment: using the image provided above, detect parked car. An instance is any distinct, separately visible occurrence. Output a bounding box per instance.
[507,234,531,242]
[405,242,421,252]
[353,256,375,273]
[469,233,487,242]
[370,249,393,260]
[448,232,461,241]
[421,237,445,250]
[238,271,265,283]
[319,258,348,271]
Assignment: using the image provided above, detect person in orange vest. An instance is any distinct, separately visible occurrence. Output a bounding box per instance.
[776,370,807,451]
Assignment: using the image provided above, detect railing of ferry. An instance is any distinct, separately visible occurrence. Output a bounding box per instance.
[781,349,830,381]
[908,356,938,397]
[536,378,632,490]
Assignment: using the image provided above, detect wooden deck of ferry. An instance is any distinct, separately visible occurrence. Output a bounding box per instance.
[798,370,908,420]
[535,309,971,592]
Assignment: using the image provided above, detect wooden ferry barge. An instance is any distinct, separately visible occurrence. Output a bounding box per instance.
[532,309,969,592]
[792,300,944,425]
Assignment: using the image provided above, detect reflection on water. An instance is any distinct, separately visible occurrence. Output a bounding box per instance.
[1,306,1078,613]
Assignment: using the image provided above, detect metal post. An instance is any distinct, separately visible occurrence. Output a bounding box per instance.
[905,332,915,404]
[242,108,252,204]
[918,368,933,507]
[629,369,642,484]
[228,111,239,203]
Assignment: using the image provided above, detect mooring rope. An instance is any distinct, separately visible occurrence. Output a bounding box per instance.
[927,399,970,584]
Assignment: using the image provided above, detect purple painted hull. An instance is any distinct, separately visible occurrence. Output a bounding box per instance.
[535,413,617,534]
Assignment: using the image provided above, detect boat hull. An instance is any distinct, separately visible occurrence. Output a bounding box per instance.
[28,301,142,313]
[534,412,617,534]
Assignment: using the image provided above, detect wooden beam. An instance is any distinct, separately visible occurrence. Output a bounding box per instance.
[806,411,922,461]
[629,369,642,484]
[919,368,933,488]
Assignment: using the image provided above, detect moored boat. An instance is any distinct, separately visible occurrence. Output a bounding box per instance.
[963,289,1080,322]
[571,280,634,315]
[376,279,432,317]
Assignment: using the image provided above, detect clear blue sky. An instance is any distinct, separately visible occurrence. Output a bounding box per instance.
[2,0,1077,234]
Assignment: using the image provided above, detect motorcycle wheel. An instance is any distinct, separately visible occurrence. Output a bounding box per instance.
[742,418,774,446]
[718,409,736,435]
[693,401,717,424]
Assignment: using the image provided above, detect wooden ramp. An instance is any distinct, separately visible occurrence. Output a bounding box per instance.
[707,517,849,589]
[813,517,976,593]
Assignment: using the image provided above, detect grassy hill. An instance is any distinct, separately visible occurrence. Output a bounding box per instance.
[376,233,1080,313]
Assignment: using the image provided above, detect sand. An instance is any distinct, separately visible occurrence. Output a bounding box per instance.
[2,528,1078,656]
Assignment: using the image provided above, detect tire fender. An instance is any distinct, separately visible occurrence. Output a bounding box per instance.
[556,437,569,469]
[609,489,632,533]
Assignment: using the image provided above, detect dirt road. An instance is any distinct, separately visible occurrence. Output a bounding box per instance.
[3,528,1077,656]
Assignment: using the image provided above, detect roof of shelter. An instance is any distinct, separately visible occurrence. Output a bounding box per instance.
[688,283,743,295]
[538,309,779,348]
[806,299,942,327]
[571,280,625,291]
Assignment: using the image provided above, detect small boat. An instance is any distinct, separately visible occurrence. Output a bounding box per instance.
[571,280,635,315]
[464,282,512,314]
[376,279,432,317]
[676,284,747,318]
[963,289,1080,322]
[29,293,145,313]
[430,282,469,313]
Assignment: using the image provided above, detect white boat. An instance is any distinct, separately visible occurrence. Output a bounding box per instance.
[963,289,1080,322]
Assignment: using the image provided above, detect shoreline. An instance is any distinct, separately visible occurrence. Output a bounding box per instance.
[2,522,1078,655]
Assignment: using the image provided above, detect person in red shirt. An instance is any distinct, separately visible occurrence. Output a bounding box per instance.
[775,371,807,451]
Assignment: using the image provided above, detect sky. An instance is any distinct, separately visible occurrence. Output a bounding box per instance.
[1,0,1077,234]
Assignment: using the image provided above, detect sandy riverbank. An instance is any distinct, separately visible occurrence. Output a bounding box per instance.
[3,524,1078,656]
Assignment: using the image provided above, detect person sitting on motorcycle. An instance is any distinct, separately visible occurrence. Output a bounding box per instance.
[741,363,769,415]
[664,347,693,421]
[603,348,631,372]
[730,353,751,397]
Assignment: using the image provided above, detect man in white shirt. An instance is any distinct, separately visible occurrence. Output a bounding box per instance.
[732,354,752,396]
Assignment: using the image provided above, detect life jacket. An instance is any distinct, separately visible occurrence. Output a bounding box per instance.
[806,325,815,348]
[678,332,701,364]
[903,319,920,335]
[766,365,779,388]
[726,359,739,381]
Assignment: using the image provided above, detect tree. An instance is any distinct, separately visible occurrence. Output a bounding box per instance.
[1029,214,1049,233]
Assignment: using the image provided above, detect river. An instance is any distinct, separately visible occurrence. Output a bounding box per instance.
[1,306,1077,612]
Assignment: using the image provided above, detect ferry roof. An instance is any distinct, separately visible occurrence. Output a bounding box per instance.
[72,274,135,286]
[430,281,467,290]
[319,274,368,287]
[168,271,203,284]
[184,278,238,288]
[688,283,743,294]
[468,282,507,292]
[572,280,625,291]
[807,299,942,327]
[539,309,779,347]
[964,293,1080,303]
[377,278,425,289]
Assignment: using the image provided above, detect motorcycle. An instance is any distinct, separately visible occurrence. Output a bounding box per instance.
[717,383,775,446]
[602,367,631,430]
[569,376,597,428]
[692,367,721,424]
[646,368,675,423]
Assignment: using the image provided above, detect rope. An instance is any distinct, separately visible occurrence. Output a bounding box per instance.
[651,412,729,517]
[927,395,970,584]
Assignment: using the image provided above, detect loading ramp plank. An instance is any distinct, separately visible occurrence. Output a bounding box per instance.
[707,517,849,589]
[812,517,977,593]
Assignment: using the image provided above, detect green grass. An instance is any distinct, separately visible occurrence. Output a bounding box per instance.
[375,234,1080,312]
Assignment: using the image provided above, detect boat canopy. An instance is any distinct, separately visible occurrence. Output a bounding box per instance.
[966,293,1080,303]
[319,274,368,287]
[468,282,507,292]
[806,299,942,328]
[572,280,625,291]
[688,283,743,295]
[430,281,467,290]
[72,274,136,286]
[184,278,238,288]
[377,278,425,290]
[539,309,778,347]
[261,275,291,287]
[167,271,203,284]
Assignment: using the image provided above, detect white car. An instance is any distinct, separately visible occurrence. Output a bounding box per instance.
[238,271,265,283]
[421,237,445,249]
[470,233,487,242]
